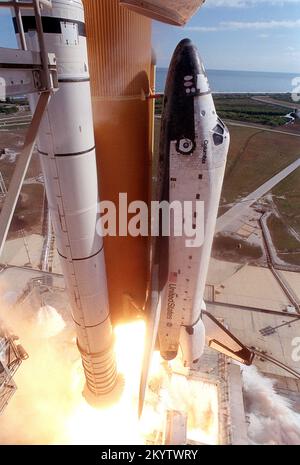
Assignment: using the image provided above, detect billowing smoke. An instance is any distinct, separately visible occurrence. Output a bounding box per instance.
[36,305,66,339]
[0,303,79,445]
[3,297,299,445]
[0,301,219,445]
[242,365,300,445]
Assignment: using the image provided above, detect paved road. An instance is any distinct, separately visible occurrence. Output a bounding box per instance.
[216,158,300,234]
[225,120,300,137]
[251,96,300,111]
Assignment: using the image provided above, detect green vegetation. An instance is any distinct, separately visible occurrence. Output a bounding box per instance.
[155,96,163,116]
[268,93,296,105]
[214,95,290,127]
[155,93,292,127]
[0,104,18,115]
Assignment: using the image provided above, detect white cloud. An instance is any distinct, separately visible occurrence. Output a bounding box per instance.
[185,25,219,32]
[286,48,300,58]
[259,33,270,38]
[222,19,300,28]
[205,0,300,7]
[185,18,300,31]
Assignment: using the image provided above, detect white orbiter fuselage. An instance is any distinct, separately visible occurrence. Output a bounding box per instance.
[141,41,253,409]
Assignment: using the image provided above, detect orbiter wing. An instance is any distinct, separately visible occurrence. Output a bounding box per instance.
[202,311,254,365]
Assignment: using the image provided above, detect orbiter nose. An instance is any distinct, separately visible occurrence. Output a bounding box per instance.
[166,39,209,98]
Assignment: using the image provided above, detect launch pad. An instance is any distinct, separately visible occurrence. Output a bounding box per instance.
[0,0,299,446]
[0,257,246,445]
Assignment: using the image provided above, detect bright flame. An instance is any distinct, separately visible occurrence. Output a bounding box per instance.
[65,320,219,445]
[65,321,146,445]
[1,305,219,445]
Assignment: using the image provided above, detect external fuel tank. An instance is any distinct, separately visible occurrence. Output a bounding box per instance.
[83,0,153,320]
[12,0,117,398]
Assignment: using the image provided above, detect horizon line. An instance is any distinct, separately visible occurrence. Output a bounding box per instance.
[156,67,300,75]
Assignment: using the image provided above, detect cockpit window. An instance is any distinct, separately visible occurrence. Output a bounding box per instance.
[213,133,224,146]
[213,123,224,135]
[217,117,225,128]
[212,122,225,145]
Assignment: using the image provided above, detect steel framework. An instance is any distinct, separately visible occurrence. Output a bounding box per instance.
[0,324,28,414]
[0,0,58,258]
[0,0,57,413]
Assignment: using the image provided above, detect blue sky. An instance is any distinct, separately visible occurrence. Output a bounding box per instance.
[1,0,300,73]
[153,0,300,72]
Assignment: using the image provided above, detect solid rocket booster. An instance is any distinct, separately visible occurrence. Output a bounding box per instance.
[157,39,230,363]
[13,0,117,397]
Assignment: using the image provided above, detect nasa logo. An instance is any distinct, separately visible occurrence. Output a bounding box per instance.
[202,139,208,164]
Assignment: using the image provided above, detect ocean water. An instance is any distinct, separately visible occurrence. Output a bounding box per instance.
[156,68,297,93]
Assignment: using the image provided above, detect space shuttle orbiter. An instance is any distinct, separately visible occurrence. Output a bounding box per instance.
[139,39,254,415]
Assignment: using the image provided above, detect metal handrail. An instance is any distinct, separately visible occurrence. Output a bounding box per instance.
[0,0,54,91]
[0,1,55,257]
[0,1,52,8]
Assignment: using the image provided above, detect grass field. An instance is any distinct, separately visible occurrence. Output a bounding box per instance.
[271,169,300,235]
[220,125,300,209]
[214,95,291,127]
[268,169,300,265]
[268,93,298,105]
[267,214,300,266]
[267,214,300,251]
[0,104,18,115]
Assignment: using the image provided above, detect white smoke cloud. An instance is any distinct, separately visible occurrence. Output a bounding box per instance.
[36,305,66,339]
[2,296,299,445]
[242,365,300,445]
